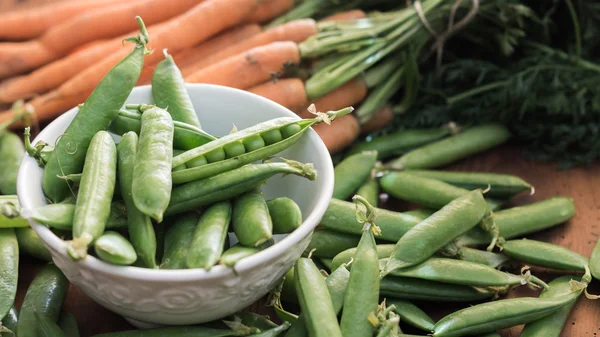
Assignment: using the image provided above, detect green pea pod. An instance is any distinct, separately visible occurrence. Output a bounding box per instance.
[340,197,380,337]
[58,312,80,337]
[432,294,580,337]
[457,247,510,269]
[91,326,244,337]
[267,198,302,234]
[24,201,128,231]
[332,244,395,272]
[166,160,316,217]
[0,132,24,195]
[456,197,576,246]
[152,51,201,128]
[332,151,377,200]
[347,128,451,160]
[304,230,360,259]
[294,257,343,337]
[379,172,503,211]
[280,268,297,304]
[1,306,18,337]
[380,277,496,302]
[186,201,231,270]
[42,17,149,203]
[319,258,333,271]
[233,189,272,247]
[171,108,352,184]
[0,228,18,319]
[161,213,199,269]
[117,131,157,269]
[35,311,67,337]
[387,124,511,170]
[0,196,29,228]
[319,199,426,242]
[355,174,379,207]
[132,107,174,223]
[403,208,435,218]
[68,131,117,260]
[386,299,435,332]
[16,227,52,262]
[404,169,532,198]
[109,110,215,151]
[500,239,588,271]
[94,231,137,266]
[381,257,547,288]
[590,238,600,280]
[18,264,68,337]
[520,275,585,337]
[220,244,260,267]
[383,190,488,275]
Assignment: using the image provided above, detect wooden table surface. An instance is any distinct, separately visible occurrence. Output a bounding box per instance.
[14,144,600,336]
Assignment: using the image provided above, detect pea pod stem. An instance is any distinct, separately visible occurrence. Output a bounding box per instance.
[24,126,53,167]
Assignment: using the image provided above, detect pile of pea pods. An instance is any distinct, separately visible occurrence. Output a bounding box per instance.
[273,123,600,337]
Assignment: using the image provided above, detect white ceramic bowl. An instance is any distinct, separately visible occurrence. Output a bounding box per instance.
[17,84,334,327]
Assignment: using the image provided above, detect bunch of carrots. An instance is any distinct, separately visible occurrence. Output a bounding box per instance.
[0,0,469,153]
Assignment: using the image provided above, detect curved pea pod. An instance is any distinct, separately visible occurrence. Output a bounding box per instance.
[405,169,532,198]
[17,264,68,337]
[166,159,317,217]
[387,124,511,170]
[456,197,576,246]
[304,230,360,259]
[356,174,379,207]
[220,244,260,268]
[520,275,586,337]
[161,213,199,269]
[295,258,343,337]
[36,311,67,337]
[457,247,510,269]
[0,229,18,319]
[590,239,600,280]
[15,227,52,262]
[432,294,580,337]
[171,107,352,184]
[152,51,201,128]
[0,132,24,195]
[320,199,425,242]
[348,128,451,160]
[186,201,231,270]
[109,110,215,151]
[382,190,488,275]
[385,299,435,332]
[42,18,150,203]
[379,171,504,211]
[380,276,496,302]
[500,239,588,271]
[332,244,395,272]
[333,151,377,200]
[132,107,174,223]
[267,197,302,234]
[1,306,18,337]
[381,257,547,288]
[58,312,80,337]
[24,202,128,231]
[68,131,117,260]
[91,326,246,337]
[0,196,29,228]
[233,189,272,247]
[94,231,137,266]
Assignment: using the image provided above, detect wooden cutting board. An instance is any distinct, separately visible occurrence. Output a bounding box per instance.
[14,144,600,336]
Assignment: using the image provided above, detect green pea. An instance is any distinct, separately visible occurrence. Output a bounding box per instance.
[1,306,18,337]
[281,123,302,138]
[304,230,360,259]
[186,201,231,270]
[16,227,52,262]
[267,197,302,234]
[161,213,199,269]
[223,140,246,158]
[261,129,283,145]
[26,201,128,231]
[35,311,67,337]
[186,155,207,168]
[219,244,259,267]
[232,188,272,247]
[0,228,18,319]
[58,312,80,337]
[386,299,435,332]
[0,132,24,195]
[242,134,266,152]
[94,231,137,266]
[380,276,496,302]
[205,148,226,163]
[500,239,588,271]
[348,128,451,160]
[333,151,377,200]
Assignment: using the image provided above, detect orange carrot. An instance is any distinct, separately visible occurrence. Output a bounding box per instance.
[246,0,296,24]
[185,41,300,90]
[182,18,317,76]
[320,10,367,22]
[0,0,121,40]
[299,77,367,118]
[0,0,202,78]
[248,78,307,113]
[314,114,360,154]
[18,0,259,123]
[360,105,394,134]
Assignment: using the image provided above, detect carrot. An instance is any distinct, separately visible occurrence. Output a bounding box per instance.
[299,77,367,118]
[320,10,367,22]
[248,78,307,113]
[16,0,259,123]
[0,0,202,78]
[314,114,360,154]
[360,105,394,134]
[0,0,121,40]
[185,41,300,90]
[246,0,296,24]
[182,18,317,76]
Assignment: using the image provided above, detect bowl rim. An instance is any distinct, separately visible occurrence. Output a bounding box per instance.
[17,83,334,281]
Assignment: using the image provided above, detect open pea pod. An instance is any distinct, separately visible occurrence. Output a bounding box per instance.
[171,107,353,184]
